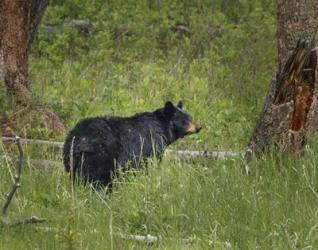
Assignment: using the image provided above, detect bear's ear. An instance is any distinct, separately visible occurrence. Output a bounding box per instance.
[164,101,176,118]
[177,101,183,109]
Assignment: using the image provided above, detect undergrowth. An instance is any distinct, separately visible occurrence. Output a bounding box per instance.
[1,145,318,249]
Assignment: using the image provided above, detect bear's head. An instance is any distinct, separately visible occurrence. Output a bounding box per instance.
[162,101,201,140]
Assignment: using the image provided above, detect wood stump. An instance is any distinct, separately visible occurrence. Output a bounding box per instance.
[245,39,318,163]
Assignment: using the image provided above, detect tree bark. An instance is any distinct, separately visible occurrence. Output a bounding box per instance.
[0,0,65,136]
[245,0,318,163]
[0,0,32,105]
[277,0,318,71]
[0,0,49,104]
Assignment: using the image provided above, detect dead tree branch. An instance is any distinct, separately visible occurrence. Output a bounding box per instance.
[120,234,162,245]
[1,136,46,227]
[9,215,46,227]
[35,228,196,245]
[2,136,238,160]
[2,136,63,151]
[165,149,238,160]
[2,136,23,216]
[118,234,196,245]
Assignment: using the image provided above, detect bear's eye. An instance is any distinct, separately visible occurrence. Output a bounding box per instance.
[181,119,189,127]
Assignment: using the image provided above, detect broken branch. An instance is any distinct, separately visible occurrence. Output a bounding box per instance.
[1,136,46,227]
[9,215,46,227]
[2,136,23,216]
[118,233,196,245]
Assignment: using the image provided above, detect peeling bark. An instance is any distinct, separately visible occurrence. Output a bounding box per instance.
[246,40,318,163]
[245,1,318,163]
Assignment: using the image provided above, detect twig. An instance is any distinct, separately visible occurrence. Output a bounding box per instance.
[118,233,196,245]
[35,226,97,233]
[182,235,197,244]
[2,136,23,216]
[9,216,46,227]
[121,234,162,245]
[1,136,46,227]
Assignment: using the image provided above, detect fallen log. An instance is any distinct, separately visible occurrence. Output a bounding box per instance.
[1,136,238,160]
[2,136,63,150]
[245,39,318,164]
[165,149,238,160]
[34,228,197,245]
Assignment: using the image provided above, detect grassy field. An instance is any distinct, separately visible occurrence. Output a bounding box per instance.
[2,0,318,249]
[2,144,318,249]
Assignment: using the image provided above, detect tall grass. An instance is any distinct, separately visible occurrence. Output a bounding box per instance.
[1,144,318,249]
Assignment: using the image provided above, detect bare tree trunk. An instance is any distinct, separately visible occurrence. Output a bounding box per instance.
[0,0,65,136]
[0,0,32,105]
[0,0,49,104]
[245,0,318,163]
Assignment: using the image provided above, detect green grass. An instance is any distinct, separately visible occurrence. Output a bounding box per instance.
[3,0,318,249]
[1,144,318,249]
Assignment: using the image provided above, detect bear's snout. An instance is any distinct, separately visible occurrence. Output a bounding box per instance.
[186,120,201,134]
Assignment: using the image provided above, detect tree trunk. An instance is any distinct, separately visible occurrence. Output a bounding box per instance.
[245,0,318,164]
[0,0,65,136]
[0,0,49,105]
[277,0,318,71]
[0,0,32,105]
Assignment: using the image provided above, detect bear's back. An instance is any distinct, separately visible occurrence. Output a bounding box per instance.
[63,117,121,172]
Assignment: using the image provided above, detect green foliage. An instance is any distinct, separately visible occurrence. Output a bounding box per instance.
[29,0,276,150]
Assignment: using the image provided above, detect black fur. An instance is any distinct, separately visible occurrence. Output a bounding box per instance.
[63,101,201,188]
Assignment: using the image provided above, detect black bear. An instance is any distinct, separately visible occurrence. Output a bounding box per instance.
[63,101,201,188]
